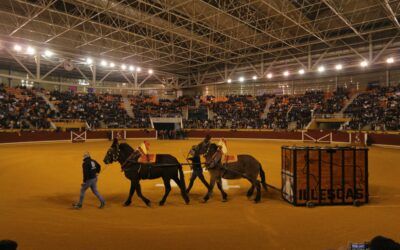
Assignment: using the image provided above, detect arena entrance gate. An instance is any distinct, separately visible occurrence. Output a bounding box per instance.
[150,117,183,139]
[70,131,87,143]
[302,131,368,145]
[302,131,332,143]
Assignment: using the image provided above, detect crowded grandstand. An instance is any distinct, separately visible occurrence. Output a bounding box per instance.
[1,84,399,132]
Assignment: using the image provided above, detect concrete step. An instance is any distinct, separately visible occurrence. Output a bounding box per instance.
[122,97,135,118]
[261,98,274,119]
[36,91,58,112]
[34,91,57,129]
[339,92,361,114]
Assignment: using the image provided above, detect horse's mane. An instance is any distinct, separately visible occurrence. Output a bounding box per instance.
[119,143,134,153]
[209,143,218,149]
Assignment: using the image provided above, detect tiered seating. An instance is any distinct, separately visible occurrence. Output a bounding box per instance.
[207,95,268,129]
[265,96,290,129]
[184,91,349,130]
[129,95,191,128]
[2,85,398,132]
[314,88,349,115]
[49,91,132,128]
[0,85,53,129]
[344,86,400,130]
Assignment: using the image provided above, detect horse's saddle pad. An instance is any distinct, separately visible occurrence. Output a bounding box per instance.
[138,154,156,163]
[222,154,238,164]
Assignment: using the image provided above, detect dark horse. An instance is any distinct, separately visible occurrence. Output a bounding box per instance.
[203,143,268,203]
[103,139,189,206]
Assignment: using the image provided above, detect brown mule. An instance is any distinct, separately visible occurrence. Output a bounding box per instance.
[203,143,268,203]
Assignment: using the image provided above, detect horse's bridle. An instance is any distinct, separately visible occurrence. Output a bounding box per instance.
[109,144,139,171]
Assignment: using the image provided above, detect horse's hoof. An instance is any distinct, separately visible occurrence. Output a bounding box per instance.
[145,201,151,207]
[222,198,228,202]
[184,198,190,205]
[123,200,131,206]
[254,199,261,204]
[159,201,165,206]
[202,197,209,203]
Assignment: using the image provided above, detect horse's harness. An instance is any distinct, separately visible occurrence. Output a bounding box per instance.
[117,148,153,178]
[205,146,249,179]
[205,146,224,170]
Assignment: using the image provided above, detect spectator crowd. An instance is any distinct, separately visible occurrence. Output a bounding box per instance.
[344,86,400,131]
[49,91,132,128]
[0,84,53,130]
[0,84,398,132]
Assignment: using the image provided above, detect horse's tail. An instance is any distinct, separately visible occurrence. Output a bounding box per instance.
[259,164,268,191]
[178,164,187,190]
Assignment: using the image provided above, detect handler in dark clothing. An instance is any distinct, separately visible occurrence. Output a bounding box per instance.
[186,145,210,193]
[198,134,211,152]
[73,152,105,209]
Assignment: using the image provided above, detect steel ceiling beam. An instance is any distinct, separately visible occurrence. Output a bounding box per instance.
[379,0,400,29]
[321,0,366,42]
[9,0,58,36]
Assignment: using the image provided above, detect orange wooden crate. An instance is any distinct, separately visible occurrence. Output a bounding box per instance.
[281,146,369,206]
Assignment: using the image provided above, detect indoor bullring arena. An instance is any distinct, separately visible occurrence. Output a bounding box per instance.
[0,1,400,250]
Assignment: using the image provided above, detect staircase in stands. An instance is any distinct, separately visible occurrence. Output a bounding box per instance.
[34,91,57,129]
[339,92,361,114]
[261,97,274,119]
[122,96,135,118]
[35,91,59,112]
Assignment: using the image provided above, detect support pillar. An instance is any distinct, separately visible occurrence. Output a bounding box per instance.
[386,69,390,87]
[36,55,40,81]
[335,75,338,90]
[92,64,96,86]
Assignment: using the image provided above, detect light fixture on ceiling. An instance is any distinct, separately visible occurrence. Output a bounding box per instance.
[386,57,394,64]
[13,44,22,52]
[335,64,343,71]
[360,60,369,68]
[26,46,36,55]
[86,57,93,65]
[43,50,53,57]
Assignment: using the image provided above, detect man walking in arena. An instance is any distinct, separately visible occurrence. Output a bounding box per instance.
[73,152,105,209]
[186,145,210,193]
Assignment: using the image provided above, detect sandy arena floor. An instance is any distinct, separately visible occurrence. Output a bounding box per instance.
[0,139,399,250]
